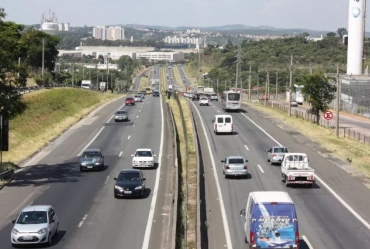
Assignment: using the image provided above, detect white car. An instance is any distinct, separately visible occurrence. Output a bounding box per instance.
[134,95,143,102]
[210,94,218,101]
[11,205,59,247]
[131,148,156,168]
[291,100,298,107]
[199,97,210,106]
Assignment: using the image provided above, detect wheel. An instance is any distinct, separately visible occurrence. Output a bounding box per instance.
[281,173,285,182]
[55,225,59,236]
[267,158,270,162]
[11,244,18,248]
[224,174,228,179]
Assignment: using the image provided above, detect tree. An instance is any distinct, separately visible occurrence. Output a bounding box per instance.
[300,73,336,124]
[326,32,336,37]
[337,28,348,38]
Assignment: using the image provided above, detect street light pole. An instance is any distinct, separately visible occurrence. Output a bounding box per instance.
[248,61,252,101]
[42,38,45,85]
[336,65,340,138]
[288,55,293,117]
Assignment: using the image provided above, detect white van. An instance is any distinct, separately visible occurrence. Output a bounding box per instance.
[212,115,233,135]
[240,191,299,248]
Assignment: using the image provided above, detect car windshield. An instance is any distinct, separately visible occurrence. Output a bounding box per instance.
[116,111,127,114]
[16,211,48,224]
[228,158,245,164]
[135,151,153,157]
[82,151,101,158]
[274,148,289,153]
[126,98,133,101]
[135,95,141,98]
[117,172,141,182]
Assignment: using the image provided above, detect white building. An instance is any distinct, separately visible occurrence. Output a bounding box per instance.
[136,52,184,62]
[64,22,70,31]
[107,26,124,41]
[164,35,202,45]
[93,26,106,40]
[58,23,64,31]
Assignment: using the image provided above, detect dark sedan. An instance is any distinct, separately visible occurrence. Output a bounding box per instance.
[125,97,135,106]
[80,149,104,172]
[114,169,146,198]
[152,90,160,97]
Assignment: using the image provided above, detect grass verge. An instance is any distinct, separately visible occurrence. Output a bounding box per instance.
[139,71,150,91]
[170,97,197,248]
[160,67,167,93]
[172,67,185,89]
[2,88,120,169]
[246,101,370,187]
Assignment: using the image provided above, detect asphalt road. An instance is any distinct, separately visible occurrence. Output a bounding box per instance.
[0,67,172,249]
[190,99,370,249]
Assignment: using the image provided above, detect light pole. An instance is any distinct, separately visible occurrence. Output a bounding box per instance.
[42,38,45,85]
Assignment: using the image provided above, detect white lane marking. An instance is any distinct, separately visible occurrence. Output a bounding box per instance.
[77,105,124,157]
[241,112,370,231]
[190,101,233,249]
[244,145,249,151]
[217,110,220,113]
[257,164,265,173]
[119,151,123,157]
[77,126,105,156]
[139,110,141,112]
[136,115,139,118]
[128,135,131,140]
[302,235,314,249]
[78,214,88,228]
[133,123,135,127]
[104,175,110,185]
[142,89,165,249]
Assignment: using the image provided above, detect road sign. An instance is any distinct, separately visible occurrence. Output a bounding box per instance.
[324,111,333,120]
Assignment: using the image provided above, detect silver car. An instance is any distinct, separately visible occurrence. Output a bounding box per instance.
[114,110,129,122]
[11,205,59,247]
[134,95,143,102]
[267,146,289,164]
[221,156,249,178]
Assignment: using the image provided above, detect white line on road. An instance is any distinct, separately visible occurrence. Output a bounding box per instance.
[136,115,139,118]
[241,112,370,231]
[302,235,314,249]
[77,126,105,156]
[139,110,141,112]
[133,123,135,127]
[119,151,123,157]
[78,214,88,228]
[257,164,265,173]
[244,145,249,151]
[104,175,110,185]
[128,135,131,140]
[142,91,165,249]
[191,101,233,249]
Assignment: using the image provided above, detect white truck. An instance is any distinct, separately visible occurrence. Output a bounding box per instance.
[280,153,315,187]
[168,84,173,91]
[99,82,107,91]
[81,80,92,89]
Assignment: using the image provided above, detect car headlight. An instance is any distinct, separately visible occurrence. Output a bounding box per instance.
[135,185,143,190]
[95,162,100,165]
[37,228,47,234]
[115,185,123,190]
[12,229,20,235]
[81,162,86,166]
[133,160,138,163]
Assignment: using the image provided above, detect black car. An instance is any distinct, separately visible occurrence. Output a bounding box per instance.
[114,169,146,198]
[152,90,160,97]
[80,149,105,172]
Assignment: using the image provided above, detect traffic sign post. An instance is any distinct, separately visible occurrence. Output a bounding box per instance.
[324,110,333,120]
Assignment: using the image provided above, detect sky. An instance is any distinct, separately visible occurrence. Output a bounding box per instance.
[1,0,369,31]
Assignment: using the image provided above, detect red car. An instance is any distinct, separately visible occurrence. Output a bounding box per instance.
[125,97,135,106]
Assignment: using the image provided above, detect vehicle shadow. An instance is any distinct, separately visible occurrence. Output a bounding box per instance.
[105,121,134,126]
[14,230,66,248]
[81,164,109,172]
[116,188,152,199]
[287,181,321,189]
[239,109,248,113]
[225,174,252,180]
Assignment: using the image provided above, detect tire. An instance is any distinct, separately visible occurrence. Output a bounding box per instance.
[281,173,285,182]
[267,158,270,162]
[285,176,290,187]
[224,174,228,179]
[114,194,119,199]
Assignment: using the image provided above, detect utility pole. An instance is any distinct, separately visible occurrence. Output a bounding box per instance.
[248,61,252,101]
[288,55,293,117]
[336,65,340,138]
[235,45,242,90]
[257,69,259,100]
[217,78,219,95]
[267,70,270,100]
[276,71,278,100]
[42,38,45,85]
[224,80,226,91]
[96,66,99,90]
[72,64,74,87]
[82,65,85,80]
[264,70,269,106]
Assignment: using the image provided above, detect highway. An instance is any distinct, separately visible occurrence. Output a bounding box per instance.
[189,97,370,249]
[0,66,176,249]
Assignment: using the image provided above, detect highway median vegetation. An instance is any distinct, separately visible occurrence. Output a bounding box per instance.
[2,88,120,168]
[168,95,197,247]
[139,70,150,90]
[172,67,185,89]
[160,67,167,93]
[246,101,370,188]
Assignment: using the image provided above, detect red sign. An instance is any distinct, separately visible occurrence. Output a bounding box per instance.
[324,111,333,120]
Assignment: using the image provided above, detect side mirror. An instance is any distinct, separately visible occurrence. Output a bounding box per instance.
[221,160,225,163]
[12,219,16,224]
[212,120,215,123]
[142,178,146,181]
[240,209,246,217]
[113,177,118,180]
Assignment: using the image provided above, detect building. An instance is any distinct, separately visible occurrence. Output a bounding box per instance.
[40,10,58,35]
[64,22,70,31]
[136,52,184,62]
[164,35,202,45]
[93,26,106,40]
[58,23,64,31]
[107,26,124,41]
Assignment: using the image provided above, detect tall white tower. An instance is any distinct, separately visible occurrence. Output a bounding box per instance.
[347,0,366,75]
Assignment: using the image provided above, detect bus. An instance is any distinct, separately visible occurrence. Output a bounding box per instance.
[197,86,205,94]
[222,91,242,111]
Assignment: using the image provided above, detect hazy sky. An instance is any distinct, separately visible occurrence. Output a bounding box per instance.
[1,0,369,31]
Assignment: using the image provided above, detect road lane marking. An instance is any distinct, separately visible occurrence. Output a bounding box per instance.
[190,101,233,249]
[302,235,314,249]
[139,110,141,112]
[77,126,105,156]
[244,145,249,151]
[241,112,370,231]
[128,135,131,140]
[133,123,135,127]
[78,214,88,228]
[119,151,123,157]
[136,115,139,118]
[104,175,110,185]
[257,164,264,173]
[142,90,165,249]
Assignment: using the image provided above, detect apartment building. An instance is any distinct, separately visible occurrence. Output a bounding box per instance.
[93,26,124,41]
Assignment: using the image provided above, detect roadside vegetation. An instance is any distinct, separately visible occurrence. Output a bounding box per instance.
[139,70,150,90]
[172,67,185,89]
[2,89,120,168]
[163,72,197,248]
[247,101,370,187]
[160,67,167,92]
